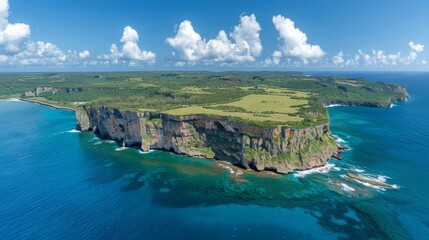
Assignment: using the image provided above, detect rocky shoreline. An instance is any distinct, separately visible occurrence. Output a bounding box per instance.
[75,106,345,174]
[11,98,402,175]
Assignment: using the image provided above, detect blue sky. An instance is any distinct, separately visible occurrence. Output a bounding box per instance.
[1,0,428,71]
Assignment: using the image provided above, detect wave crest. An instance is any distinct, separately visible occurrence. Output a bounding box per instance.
[294,163,336,178]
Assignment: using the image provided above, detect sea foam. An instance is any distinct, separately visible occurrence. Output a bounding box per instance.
[139,150,155,154]
[66,129,80,133]
[333,135,348,144]
[325,104,345,108]
[217,162,235,174]
[115,147,129,151]
[56,129,81,135]
[0,98,21,102]
[343,173,399,191]
[294,163,335,178]
[337,183,355,192]
[351,178,387,191]
[350,168,365,173]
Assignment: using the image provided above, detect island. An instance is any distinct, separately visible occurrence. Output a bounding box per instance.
[0,72,409,174]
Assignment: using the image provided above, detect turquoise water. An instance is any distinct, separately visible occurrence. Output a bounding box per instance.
[0,72,428,239]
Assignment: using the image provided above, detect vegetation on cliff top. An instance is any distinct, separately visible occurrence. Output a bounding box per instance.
[0,72,408,128]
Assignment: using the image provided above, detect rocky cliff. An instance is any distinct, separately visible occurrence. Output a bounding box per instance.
[76,106,340,174]
[324,84,409,108]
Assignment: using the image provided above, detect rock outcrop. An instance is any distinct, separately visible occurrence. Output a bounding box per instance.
[24,91,36,97]
[23,87,58,98]
[36,87,57,96]
[346,173,394,189]
[76,106,340,174]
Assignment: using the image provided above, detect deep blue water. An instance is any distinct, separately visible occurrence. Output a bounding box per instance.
[0,72,428,239]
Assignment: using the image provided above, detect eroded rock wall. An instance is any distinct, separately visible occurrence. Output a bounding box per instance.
[76,106,339,174]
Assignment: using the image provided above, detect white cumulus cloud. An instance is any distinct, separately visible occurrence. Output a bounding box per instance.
[0,0,30,52]
[0,41,89,66]
[409,41,424,53]
[100,26,156,64]
[263,50,282,66]
[401,41,425,65]
[272,15,324,60]
[0,0,90,67]
[332,51,344,66]
[332,42,425,68]
[120,26,155,61]
[166,14,262,64]
[79,50,90,59]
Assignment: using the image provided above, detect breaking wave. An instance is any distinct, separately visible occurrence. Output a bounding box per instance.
[0,98,21,102]
[350,168,365,173]
[115,147,129,151]
[139,150,155,154]
[294,163,336,178]
[343,173,400,191]
[337,182,355,192]
[325,104,345,108]
[333,135,348,144]
[66,129,80,133]
[217,162,236,174]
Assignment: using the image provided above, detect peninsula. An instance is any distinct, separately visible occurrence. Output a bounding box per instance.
[0,72,409,174]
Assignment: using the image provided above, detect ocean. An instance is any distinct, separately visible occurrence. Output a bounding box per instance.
[0,72,428,239]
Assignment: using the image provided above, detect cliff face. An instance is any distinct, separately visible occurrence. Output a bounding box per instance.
[76,106,339,174]
[324,84,409,108]
[388,84,409,101]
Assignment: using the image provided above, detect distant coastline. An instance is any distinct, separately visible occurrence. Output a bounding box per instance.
[18,98,75,112]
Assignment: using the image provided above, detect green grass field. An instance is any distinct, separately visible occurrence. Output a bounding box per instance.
[164,93,307,123]
[0,71,408,128]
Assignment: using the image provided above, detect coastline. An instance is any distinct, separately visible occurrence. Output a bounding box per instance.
[75,105,341,174]
[7,99,341,175]
[18,98,75,112]
[2,98,397,182]
[1,73,424,239]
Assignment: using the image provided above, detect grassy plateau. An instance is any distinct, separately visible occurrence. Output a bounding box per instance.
[0,72,408,128]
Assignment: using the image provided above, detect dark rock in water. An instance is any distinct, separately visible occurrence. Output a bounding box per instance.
[337,144,350,153]
[346,173,394,189]
[332,152,343,160]
[337,145,350,151]
[75,106,339,174]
